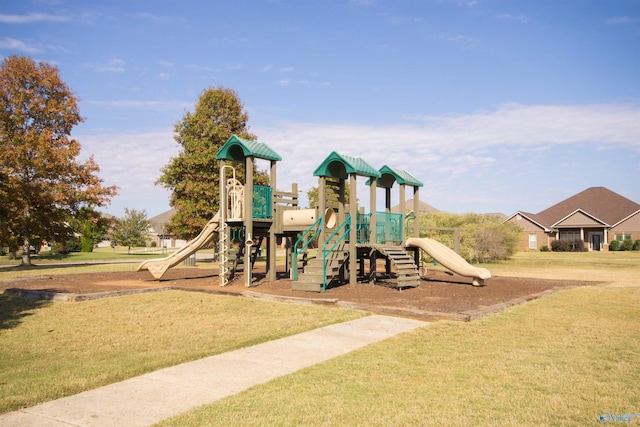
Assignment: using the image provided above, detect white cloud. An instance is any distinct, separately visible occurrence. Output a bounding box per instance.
[255,103,640,209]
[0,13,70,24]
[89,58,126,73]
[606,16,640,25]
[75,131,179,216]
[74,103,640,216]
[83,99,190,113]
[0,37,42,53]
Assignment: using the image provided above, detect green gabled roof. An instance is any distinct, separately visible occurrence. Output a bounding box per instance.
[313,151,381,179]
[215,135,282,162]
[369,165,424,188]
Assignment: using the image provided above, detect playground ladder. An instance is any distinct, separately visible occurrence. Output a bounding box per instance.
[219,220,229,286]
[228,237,263,283]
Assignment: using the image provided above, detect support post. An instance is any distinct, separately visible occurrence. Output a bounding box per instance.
[369,178,377,245]
[267,159,277,281]
[243,156,254,287]
[349,174,357,285]
[399,184,406,241]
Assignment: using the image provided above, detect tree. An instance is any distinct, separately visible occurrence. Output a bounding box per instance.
[0,55,117,265]
[157,86,256,240]
[69,207,113,253]
[108,208,149,254]
[419,212,520,263]
[81,221,94,252]
[306,181,353,209]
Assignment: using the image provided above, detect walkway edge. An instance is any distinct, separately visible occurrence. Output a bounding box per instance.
[0,315,428,427]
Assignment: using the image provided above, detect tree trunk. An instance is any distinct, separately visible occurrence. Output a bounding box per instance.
[21,232,32,266]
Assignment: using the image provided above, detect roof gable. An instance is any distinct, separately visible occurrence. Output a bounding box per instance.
[537,187,640,226]
[553,209,606,228]
[504,211,550,231]
[313,151,380,179]
[390,199,439,214]
[216,135,282,162]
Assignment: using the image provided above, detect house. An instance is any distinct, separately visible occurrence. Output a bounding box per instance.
[504,187,640,251]
[391,199,440,214]
[147,208,187,249]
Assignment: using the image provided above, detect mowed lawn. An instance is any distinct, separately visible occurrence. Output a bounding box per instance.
[0,291,366,414]
[1,251,639,425]
[157,251,640,426]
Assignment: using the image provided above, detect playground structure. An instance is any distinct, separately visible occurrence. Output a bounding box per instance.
[138,135,490,291]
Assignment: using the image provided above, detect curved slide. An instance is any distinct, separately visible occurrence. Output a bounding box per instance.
[137,212,220,280]
[405,237,491,286]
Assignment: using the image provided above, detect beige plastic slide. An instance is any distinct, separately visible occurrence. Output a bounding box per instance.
[405,237,491,286]
[137,211,220,280]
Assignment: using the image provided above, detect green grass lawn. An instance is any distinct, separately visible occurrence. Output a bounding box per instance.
[1,250,639,425]
[0,291,365,414]
[0,245,167,266]
[0,246,213,278]
[157,284,640,426]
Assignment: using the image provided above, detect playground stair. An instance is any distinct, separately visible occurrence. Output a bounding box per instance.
[292,243,349,292]
[374,244,421,289]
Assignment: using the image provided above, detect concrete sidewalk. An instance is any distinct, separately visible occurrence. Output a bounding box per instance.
[1,315,427,427]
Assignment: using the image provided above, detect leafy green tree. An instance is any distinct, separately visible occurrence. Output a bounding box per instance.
[109,208,149,254]
[81,220,94,252]
[157,86,257,240]
[0,55,117,265]
[68,207,113,252]
[306,181,353,208]
[419,212,520,263]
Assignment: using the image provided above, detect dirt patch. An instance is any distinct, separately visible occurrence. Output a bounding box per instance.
[1,267,605,321]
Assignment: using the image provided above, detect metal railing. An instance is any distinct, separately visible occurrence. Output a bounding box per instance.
[252,185,272,219]
[292,215,323,281]
[356,212,404,244]
[322,215,351,292]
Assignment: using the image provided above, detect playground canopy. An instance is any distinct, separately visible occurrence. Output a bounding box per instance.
[369,165,424,188]
[216,135,282,162]
[313,151,380,179]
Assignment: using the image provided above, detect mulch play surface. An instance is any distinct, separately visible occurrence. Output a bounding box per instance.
[1,267,605,321]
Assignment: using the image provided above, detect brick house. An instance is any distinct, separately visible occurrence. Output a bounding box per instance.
[147,208,187,249]
[504,187,640,251]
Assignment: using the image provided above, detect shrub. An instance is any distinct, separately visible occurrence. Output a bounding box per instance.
[420,212,520,263]
[622,239,633,251]
[551,240,571,252]
[540,245,550,252]
[609,240,620,251]
[572,239,587,252]
[633,240,640,251]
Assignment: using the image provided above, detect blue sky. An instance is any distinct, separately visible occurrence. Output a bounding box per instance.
[2,0,639,218]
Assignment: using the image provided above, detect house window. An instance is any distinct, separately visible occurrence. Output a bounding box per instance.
[559,231,581,241]
[528,234,537,250]
[615,234,632,241]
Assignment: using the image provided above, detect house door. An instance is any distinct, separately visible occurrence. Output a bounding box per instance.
[591,234,601,251]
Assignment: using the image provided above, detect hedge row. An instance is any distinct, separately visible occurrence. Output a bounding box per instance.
[609,239,640,251]
[551,239,587,252]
